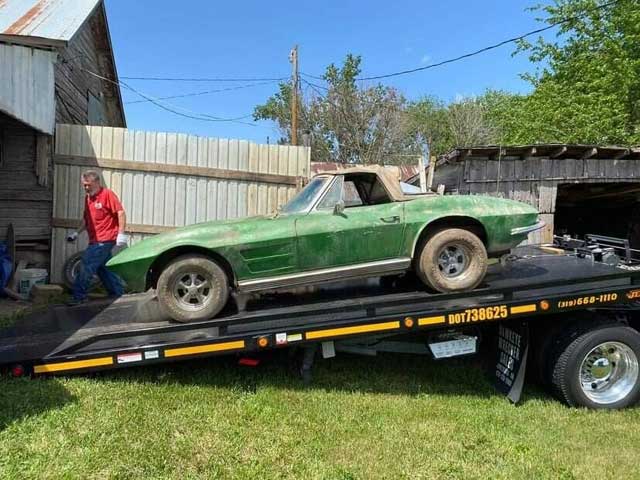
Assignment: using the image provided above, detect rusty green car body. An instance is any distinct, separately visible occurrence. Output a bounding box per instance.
[107,166,541,296]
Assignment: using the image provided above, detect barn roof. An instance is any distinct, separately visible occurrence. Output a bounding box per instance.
[0,0,101,48]
[440,144,640,164]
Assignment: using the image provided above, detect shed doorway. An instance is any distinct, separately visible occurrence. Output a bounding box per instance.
[554,183,640,247]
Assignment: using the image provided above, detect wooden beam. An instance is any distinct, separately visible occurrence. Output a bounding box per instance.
[52,218,174,235]
[54,154,302,186]
[457,149,472,161]
[549,146,567,159]
[520,147,537,159]
[581,147,598,160]
[613,149,630,160]
[489,148,505,160]
[36,135,51,187]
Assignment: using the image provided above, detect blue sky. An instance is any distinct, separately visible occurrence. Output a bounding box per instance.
[105,0,554,143]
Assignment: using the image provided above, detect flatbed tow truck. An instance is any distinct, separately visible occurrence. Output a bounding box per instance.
[2,235,640,409]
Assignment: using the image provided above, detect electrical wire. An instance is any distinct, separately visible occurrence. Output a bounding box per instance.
[120,75,288,82]
[124,80,280,105]
[81,67,258,126]
[301,0,623,82]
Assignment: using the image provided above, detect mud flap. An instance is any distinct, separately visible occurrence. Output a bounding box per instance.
[493,321,529,404]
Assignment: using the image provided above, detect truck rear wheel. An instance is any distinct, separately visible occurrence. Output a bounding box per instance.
[416,228,487,292]
[156,255,229,323]
[550,325,640,409]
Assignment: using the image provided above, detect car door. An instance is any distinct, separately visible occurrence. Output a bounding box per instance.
[346,201,405,264]
[295,176,361,271]
[295,176,405,272]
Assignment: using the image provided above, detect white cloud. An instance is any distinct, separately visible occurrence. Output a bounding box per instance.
[420,54,431,64]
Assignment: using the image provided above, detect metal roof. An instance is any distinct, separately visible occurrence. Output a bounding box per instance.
[439,144,640,164]
[0,0,100,47]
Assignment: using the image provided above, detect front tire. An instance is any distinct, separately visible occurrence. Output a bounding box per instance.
[416,228,487,292]
[156,255,229,323]
[550,325,640,409]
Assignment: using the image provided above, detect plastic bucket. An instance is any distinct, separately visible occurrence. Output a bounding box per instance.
[16,268,48,299]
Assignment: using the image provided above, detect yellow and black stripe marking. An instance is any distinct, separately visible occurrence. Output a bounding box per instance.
[164,340,246,358]
[306,321,400,340]
[510,304,537,315]
[34,356,113,374]
[418,315,446,326]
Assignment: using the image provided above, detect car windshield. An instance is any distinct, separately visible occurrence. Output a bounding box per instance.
[280,176,329,214]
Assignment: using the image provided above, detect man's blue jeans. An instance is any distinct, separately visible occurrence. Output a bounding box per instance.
[73,242,124,301]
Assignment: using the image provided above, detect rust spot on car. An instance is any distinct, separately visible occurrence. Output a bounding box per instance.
[4,0,48,34]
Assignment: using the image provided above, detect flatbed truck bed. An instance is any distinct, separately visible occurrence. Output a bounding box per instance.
[2,241,640,409]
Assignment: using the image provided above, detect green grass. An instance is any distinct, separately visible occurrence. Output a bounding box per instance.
[1,353,639,479]
[0,308,27,329]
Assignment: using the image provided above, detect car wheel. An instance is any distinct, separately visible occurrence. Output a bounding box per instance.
[156,255,229,323]
[416,228,487,292]
[63,251,100,290]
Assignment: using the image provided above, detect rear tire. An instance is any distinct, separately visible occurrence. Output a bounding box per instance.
[416,228,487,292]
[63,251,100,290]
[549,325,640,409]
[156,255,229,323]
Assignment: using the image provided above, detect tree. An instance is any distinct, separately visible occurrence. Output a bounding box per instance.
[405,96,452,156]
[254,55,414,164]
[514,0,640,144]
[407,92,511,156]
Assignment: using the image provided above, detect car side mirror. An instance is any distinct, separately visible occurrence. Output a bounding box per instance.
[333,201,345,215]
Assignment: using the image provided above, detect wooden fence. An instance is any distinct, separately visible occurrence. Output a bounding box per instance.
[50,124,310,282]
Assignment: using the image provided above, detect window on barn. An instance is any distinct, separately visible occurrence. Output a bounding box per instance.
[88,92,107,125]
[0,129,4,168]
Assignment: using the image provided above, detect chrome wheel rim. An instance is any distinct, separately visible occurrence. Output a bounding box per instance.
[172,273,213,311]
[437,244,468,278]
[579,341,639,405]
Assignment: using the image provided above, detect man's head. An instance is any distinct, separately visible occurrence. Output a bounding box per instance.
[81,170,102,195]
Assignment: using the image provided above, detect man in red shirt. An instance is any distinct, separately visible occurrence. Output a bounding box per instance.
[66,170,128,304]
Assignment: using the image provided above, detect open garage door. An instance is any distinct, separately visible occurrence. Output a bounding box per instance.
[555,183,640,247]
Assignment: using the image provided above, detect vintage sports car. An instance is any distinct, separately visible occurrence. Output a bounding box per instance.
[107,166,542,322]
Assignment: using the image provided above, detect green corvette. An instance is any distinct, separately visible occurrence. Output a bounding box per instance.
[107,166,542,322]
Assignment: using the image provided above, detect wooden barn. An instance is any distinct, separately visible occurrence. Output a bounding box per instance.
[0,0,125,268]
[430,145,640,244]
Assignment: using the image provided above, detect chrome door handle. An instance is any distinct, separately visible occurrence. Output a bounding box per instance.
[380,215,400,223]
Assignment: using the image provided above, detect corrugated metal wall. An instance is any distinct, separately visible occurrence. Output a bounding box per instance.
[0,43,56,134]
[50,124,310,282]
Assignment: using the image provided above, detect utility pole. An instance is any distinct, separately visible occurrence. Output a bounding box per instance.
[289,45,299,146]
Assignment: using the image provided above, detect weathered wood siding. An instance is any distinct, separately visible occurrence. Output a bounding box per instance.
[50,125,311,282]
[0,112,52,240]
[434,155,640,244]
[0,43,56,134]
[54,6,124,127]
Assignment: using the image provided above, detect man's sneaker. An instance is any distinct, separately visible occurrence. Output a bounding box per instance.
[66,298,88,307]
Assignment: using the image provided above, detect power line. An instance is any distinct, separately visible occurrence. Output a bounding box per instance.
[301,78,328,98]
[302,0,622,82]
[300,74,329,91]
[81,67,258,126]
[120,75,287,82]
[124,80,280,105]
